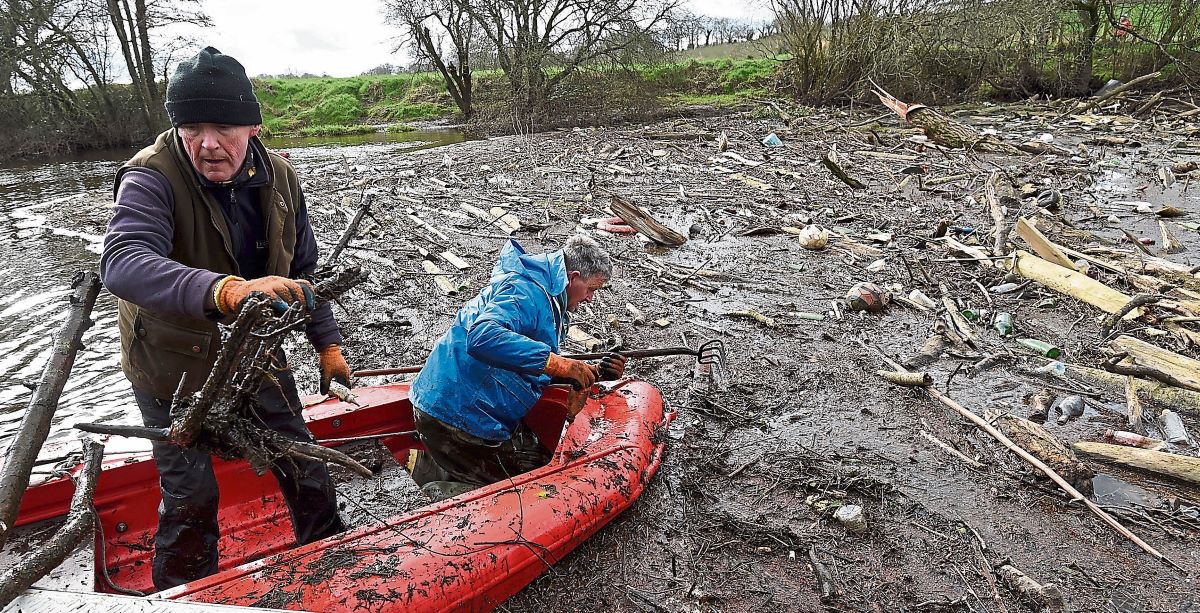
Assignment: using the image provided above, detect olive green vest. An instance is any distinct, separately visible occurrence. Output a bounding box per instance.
[114,129,301,399]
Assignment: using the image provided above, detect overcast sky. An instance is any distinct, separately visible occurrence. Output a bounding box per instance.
[190,0,775,78]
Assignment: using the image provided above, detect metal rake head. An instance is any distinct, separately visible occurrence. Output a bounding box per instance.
[695,339,729,389]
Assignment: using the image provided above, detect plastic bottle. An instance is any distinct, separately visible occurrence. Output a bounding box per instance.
[1034,361,1067,377]
[1160,410,1190,444]
[994,312,1014,337]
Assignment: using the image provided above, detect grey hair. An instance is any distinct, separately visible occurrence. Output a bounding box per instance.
[562,234,613,279]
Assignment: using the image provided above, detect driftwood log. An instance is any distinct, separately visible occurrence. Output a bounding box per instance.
[1073,442,1200,486]
[77,267,373,478]
[995,563,1066,612]
[1006,250,1145,319]
[1033,360,1200,417]
[987,411,1094,494]
[0,271,101,547]
[0,437,103,608]
[608,194,686,246]
[872,81,1022,154]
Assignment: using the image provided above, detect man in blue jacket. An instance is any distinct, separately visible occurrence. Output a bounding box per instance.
[409,235,625,490]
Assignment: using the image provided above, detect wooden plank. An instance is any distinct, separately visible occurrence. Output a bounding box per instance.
[1015,217,1077,270]
[1007,250,1142,319]
[440,251,471,271]
[1073,442,1200,486]
[489,207,521,233]
[421,260,461,295]
[1111,335,1200,391]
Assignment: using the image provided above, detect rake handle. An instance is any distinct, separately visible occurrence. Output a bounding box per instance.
[351,347,700,378]
[561,347,699,361]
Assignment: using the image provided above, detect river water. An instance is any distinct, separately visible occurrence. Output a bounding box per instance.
[0,129,464,464]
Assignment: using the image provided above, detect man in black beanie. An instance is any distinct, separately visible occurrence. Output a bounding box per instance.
[101,46,349,590]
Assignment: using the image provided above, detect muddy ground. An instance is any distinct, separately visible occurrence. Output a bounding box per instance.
[50,101,1200,611]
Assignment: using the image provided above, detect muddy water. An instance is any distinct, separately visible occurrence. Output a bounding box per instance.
[0,129,465,462]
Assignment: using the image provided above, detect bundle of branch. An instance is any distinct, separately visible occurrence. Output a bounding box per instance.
[78,267,372,478]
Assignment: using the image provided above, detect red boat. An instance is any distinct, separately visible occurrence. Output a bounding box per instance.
[10,379,670,611]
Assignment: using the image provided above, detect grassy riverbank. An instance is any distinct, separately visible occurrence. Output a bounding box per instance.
[251,58,783,137]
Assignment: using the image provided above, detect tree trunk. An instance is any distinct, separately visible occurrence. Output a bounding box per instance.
[0,272,101,546]
[1069,1,1100,96]
[0,7,15,95]
[133,0,160,124]
[105,0,155,134]
[417,26,473,119]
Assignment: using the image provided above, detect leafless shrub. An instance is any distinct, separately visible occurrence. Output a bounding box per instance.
[773,0,1199,103]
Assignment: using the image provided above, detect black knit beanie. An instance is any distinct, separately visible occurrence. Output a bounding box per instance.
[165,46,262,127]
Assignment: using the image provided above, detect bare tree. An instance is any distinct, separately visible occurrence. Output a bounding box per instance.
[385,0,480,118]
[460,0,677,120]
[104,0,209,133]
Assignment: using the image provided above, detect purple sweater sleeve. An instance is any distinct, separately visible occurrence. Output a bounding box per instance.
[101,168,222,319]
[289,192,343,349]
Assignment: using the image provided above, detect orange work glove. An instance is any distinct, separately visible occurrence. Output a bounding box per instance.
[564,388,589,421]
[215,275,315,315]
[544,353,598,390]
[319,344,351,395]
[597,352,627,381]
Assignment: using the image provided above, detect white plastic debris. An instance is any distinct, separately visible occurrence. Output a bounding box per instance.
[834,505,867,533]
[907,289,937,309]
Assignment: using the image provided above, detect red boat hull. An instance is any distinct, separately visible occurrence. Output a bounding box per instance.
[14,380,669,611]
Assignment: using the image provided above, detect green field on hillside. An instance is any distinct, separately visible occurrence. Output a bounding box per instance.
[250,58,785,136]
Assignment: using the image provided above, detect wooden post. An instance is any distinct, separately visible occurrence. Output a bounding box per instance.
[0,271,101,546]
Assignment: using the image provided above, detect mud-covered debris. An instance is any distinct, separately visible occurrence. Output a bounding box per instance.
[987,410,1094,494]
[844,282,888,313]
[995,563,1065,612]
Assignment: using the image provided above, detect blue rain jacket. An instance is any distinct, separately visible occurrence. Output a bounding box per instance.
[410,240,569,441]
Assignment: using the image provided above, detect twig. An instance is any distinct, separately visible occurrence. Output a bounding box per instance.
[807,546,841,603]
[325,190,376,266]
[920,430,984,469]
[1100,294,1162,339]
[1057,71,1163,120]
[1102,354,1200,393]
